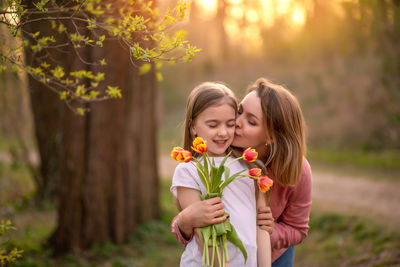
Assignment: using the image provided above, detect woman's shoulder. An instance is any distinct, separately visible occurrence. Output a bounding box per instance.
[301,157,312,180]
[293,157,312,190]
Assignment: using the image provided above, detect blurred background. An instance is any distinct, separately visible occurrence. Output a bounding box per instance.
[1,0,400,266]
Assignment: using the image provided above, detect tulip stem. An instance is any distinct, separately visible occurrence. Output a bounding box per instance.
[225,156,243,168]
[190,159,210,192]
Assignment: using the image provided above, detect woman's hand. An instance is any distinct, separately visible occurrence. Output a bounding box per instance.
[177,197,227,237]
[257,206,274,234]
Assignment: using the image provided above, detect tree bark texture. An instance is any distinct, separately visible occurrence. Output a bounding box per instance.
[22,0,62,200]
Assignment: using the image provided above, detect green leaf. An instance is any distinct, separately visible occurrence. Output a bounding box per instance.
[219,169,246,191]
[106,85,122,98]
[156,71,163,82]
[139,63,151,75]
[226,221,247,264]
[196,161,209,192]
[224,167,230,182]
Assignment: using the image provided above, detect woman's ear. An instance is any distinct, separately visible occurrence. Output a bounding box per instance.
[265,132,274,145]
[265,138,274,145]
[190,125,197,138]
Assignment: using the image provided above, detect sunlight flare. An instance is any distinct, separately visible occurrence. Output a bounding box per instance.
[196,0,217,19]
[291,5,306,27]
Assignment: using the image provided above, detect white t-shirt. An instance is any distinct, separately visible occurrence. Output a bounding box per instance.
[171,156,257,267]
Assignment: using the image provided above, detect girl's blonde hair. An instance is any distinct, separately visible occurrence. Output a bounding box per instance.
[183,82,238,156]
[247,78,306,186]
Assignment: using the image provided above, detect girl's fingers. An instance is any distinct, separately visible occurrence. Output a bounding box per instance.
[213,214,228,224]
[214,208,225,217]
[206,197,222,205]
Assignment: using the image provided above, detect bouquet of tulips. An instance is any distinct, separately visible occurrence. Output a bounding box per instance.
[171,137,273,267]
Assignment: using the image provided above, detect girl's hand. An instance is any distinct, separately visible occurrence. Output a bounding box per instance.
[177,197,227,237]
[257,206,274,234]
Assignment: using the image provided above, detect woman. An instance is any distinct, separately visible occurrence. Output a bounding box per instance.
[171,78,312,266]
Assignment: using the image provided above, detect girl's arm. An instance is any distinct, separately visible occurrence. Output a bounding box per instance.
[176,187,228,267]
[256,190,271,267]
[172,195,227,244]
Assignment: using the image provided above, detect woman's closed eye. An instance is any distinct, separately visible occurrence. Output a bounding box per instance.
[248,119,256,126]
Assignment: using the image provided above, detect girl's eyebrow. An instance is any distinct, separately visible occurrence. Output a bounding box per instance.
[205,118,236,123]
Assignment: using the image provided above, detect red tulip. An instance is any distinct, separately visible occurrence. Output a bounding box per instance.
[248,168,262,179]
[257,176,273,193]
[191,137,208,153]
[242,148,258,162]
[171,147,192,163]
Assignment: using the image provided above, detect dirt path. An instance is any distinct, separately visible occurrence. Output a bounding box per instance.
[159,156,400,229]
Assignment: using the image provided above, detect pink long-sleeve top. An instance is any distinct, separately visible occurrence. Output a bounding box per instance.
[269,158,312,262]
[171,158,312,263]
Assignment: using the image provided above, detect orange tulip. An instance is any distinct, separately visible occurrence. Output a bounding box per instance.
[171,147,192,163]
[248,168,262,179]
[191,137,208,153]
[242,148,258,162]
[257,176,273,193]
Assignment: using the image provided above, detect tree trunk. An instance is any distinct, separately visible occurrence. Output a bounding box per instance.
[22,0,62,201]
[50,26,160,254]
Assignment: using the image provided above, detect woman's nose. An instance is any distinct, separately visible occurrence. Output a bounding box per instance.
[235,116,242,128]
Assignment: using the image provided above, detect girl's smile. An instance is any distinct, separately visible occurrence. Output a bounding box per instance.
[191,103,236,157]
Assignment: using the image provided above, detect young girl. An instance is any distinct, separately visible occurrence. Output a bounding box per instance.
[170,82,271,267]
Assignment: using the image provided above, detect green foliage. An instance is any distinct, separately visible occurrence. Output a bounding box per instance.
[0,0,200,115]
[0,220,23,266]
[296,212,400,266]
[308,147,400,170]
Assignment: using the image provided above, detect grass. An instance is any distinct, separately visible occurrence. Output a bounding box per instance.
[0,160,35,208]
[296,211,400,266]
[1,164,400,266]
[308,147,400,170]
[308,147,400,181]
[1,178,184,267]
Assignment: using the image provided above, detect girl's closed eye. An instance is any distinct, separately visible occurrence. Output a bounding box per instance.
[227,122,235,127]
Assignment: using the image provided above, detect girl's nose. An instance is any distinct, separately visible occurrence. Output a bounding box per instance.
[218,126,228,136]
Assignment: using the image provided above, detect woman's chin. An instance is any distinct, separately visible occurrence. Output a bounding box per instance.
[231,140,245,148]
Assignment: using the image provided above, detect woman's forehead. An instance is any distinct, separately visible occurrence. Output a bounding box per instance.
[241,91,262,115]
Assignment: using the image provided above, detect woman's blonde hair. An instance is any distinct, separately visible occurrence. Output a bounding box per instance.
[183,82,238,156]
[247,78,306,186]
